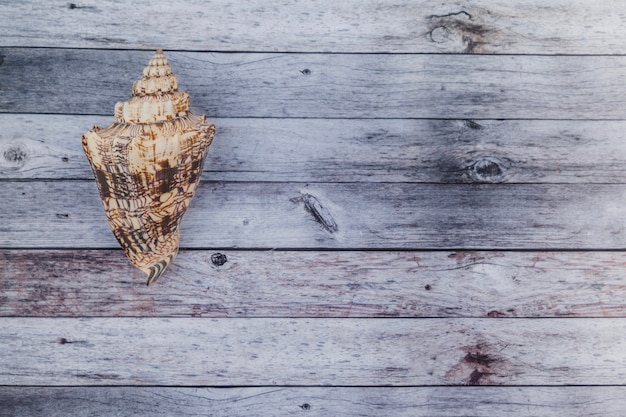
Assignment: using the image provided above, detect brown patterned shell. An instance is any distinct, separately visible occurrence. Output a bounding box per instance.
[82,49,216,285]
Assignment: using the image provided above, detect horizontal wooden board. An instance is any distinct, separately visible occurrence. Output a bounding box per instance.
[1,317,626,385]
[4,250,626,318]
[3,49,626,119]
[2,181,626,249]
[6,115,626,184]
[1,1,624,54]
[3,386,626,417]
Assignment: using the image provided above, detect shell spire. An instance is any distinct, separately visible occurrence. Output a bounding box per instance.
[82,49,216,285]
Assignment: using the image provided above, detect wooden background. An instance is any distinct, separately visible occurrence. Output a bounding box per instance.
[2,0,626,415]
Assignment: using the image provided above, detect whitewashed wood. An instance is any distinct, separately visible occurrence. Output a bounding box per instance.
[1,317,626,385]
[3,386,626,417]
[3,49,626,119]
[1,0,625,54]
[3,250,626,318]
[3,181,626,249]
[6,115,626,184]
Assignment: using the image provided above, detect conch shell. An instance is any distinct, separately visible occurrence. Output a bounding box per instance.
[82,49,215,285]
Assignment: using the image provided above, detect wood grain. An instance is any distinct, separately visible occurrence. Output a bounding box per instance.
[1,1,624,54]
[3,48,626,119]
[3,250,626,318]
[3,181,626,249]
[5,114,626,184]
[2,317,626,386]
[3,386,626,417]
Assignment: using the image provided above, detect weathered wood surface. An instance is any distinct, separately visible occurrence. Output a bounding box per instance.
[3,386,626,417]
[2,317,626,386]
[3,48,626,119]
[3,181,626,249]
[3,250,626,318]
[1,0,624,55]
[2,1,626,413]
[6,114,626,184]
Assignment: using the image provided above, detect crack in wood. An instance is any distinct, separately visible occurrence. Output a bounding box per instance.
[427,11,473,20]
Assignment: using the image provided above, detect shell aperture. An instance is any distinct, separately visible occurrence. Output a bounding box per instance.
[83,50,216,285]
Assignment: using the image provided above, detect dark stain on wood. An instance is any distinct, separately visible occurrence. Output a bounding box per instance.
[445,342,510,385]
[468,369,489,385]
[67,3,98,11]
[487,310,508,318]
[75,373,121,380]
[465,351,499,366]
[58,337,88,345]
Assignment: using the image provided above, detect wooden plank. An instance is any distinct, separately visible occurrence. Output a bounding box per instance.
[1,1,624,54]
[6,115,626,184]
[3,250,626,318]
[3,386,626,417]
[0,249,619,317]
[2,181,626,249]
[3,48,626,119]
[1,317,626,385]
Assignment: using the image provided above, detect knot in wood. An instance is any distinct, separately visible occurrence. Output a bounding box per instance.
[298,192,338,234]
[211,252,228,266]
[2,143,28,170]
[429,26,452,43]
[466,156,506,183]
[426,10,490,53]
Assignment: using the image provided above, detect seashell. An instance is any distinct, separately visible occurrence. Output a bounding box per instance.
[82,49,216,285]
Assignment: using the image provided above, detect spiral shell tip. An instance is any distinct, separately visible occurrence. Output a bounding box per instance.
[143,250,178,286]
